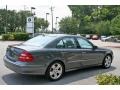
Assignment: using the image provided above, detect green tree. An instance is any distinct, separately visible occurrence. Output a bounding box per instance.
[17,10,31,32]
[68,5,97,34]
[34,17,49,32]
[59,17,79,34]
[0,9,49,34]
[91,6,120,22]
[68,5,96,20]
[94,21,111,36]
[67,5,120,35]
[0,9,7,34]
[110,15,120,35]
[7,10,18,32]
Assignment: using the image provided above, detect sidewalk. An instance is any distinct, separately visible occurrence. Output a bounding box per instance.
[90,40,120,48]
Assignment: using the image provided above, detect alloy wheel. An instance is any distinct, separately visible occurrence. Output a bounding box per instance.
[104,55,112,68]
[49,62,63,80]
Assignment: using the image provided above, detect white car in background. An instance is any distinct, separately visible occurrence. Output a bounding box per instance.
[101,36,117,42]
[101,36,107,41]
[86,35,91,39]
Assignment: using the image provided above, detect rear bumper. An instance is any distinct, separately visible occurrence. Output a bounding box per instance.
[3,56,47,75]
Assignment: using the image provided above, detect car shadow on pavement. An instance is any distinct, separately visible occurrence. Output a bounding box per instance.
[2,66,116,85]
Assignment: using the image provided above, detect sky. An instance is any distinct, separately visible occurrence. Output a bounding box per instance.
[0,0,72,30]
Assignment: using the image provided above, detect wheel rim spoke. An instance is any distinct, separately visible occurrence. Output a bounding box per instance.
[54,73,58,79]
[56,64,61,70]
[50,71,54,76]
[56,70,62,74]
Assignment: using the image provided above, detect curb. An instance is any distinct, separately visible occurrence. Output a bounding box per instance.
[105,46,120,48]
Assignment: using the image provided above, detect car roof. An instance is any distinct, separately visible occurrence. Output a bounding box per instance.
[37,34,81,38]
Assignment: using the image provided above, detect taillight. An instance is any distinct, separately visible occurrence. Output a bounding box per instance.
[19,51,34,62]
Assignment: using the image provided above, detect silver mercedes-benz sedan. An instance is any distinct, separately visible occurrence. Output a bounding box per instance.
[4,34,113,80]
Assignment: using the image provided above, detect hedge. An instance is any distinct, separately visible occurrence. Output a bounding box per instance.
[2,33,30,41]
[96,74,120,85]
[115,35,120,40]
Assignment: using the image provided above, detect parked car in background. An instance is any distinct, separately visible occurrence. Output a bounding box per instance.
[85,34,91,39]
[92,35,99,40]
[101,36,117,42]
[4,34,113,81]
[101,36,107,42]
[76,34,81,36]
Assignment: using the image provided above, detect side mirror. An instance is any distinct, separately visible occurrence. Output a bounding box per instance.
[93,46,98,49]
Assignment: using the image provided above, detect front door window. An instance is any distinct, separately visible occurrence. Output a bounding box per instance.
[77,38,93,49]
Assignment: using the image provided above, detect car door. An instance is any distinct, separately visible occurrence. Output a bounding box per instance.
[56,37,82,69]
[76,37,101,66]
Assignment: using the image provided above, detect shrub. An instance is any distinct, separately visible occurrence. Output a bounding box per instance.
[8,34,14,40]
[2,33,30,41]
[115,35,120,40]
[118,36,120,40]
[13,33,29,41]
[96,74,120,85]
[2,34,11,40]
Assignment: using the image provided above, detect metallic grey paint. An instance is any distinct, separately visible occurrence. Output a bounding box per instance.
[4,34,113,75]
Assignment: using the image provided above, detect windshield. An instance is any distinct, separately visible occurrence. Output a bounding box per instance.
[23,35,56,47]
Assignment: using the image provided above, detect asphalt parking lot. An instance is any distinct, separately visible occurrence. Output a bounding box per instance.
[0,40,120,85]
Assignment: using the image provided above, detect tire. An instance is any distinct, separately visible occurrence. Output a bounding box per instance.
[46,61,64,81]
[102,55,112,69]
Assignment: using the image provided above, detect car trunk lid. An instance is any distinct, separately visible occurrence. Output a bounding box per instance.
[6,44,42,62]
[14,44,43,51]
[6,45,24,62]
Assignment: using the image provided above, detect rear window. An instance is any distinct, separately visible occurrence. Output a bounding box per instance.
[23,35,56,47]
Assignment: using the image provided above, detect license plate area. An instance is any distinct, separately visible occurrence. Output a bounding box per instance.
[7,47,18,62]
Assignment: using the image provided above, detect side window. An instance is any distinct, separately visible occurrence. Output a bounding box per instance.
[77,38,93,49]
[56,40,64,48]
[63,38,77,48]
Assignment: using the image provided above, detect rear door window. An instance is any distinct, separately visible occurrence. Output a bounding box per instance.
[56,37,77,49]
[56,40,65,48]
[63,37,77,48]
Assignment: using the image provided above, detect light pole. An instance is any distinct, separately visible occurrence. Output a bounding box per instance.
[31,7,35,37]
[31,7,36,15]
[55,17,59,31]
[50,6,54,33]
[5,5,7,34]
[46,13,49,33]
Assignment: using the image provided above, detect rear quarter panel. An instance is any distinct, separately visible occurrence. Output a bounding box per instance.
[30,48,66,68]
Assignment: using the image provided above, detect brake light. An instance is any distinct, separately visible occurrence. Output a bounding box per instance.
[19,51,34,62]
